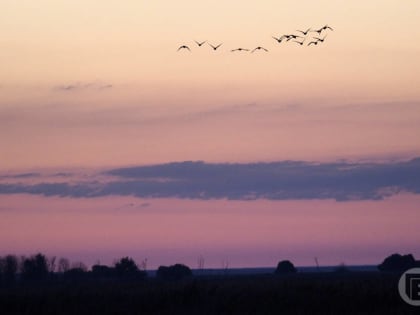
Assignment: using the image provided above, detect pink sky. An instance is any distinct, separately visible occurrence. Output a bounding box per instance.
[1,193,419,268]
[1,1,420,268]
[1,1,420,169]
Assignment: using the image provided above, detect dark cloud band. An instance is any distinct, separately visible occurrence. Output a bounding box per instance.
[1,159,420,201]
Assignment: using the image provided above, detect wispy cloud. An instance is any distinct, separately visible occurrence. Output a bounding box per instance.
[1,159,419,201]
[0,172,40,179]
[53,81,113,92]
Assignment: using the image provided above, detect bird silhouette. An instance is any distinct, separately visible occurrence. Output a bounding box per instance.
[285,34,303,41]
[231,48,250,52]
[194,40,206,47]
[177,45,191,51]
[252,46,268,53]
[272,35,286,43]
[313,35,327,43]
[293,39,305,46]
[296,28,311,35]
[307,41,319,46]
[322,25,334,31]
[312,28,323,35]
[208,43,223,50]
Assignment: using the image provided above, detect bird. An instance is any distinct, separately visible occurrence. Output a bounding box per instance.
[208,43,223,50]
[312,28,323,35]
[296,28,311,35]
[293,40,305,46]
[251,46,268,53]
[272,35,286,43]
[177,45,191,51]
[307,41,319,46]
[313,35,327,43]
[194,40,206,47]
[285,34,303,41]
[322,25,334,31]
[231,48,250,52]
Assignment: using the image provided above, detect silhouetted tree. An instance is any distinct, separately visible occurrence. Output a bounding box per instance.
[378,253,416,272]
[275,260,297,274]
[114,257,146,279]
[157,264,192,281]
[115,257,138,275]
[47,256,57,273]
[0,257,3,284]
[21,253,49,281]
[71,261,87,272]
[140,258,148,271]
[58,257,70,273]
[0,255,18,285]
[197,255,205,270]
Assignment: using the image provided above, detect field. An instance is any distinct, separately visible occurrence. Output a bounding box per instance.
[0,271,418,315]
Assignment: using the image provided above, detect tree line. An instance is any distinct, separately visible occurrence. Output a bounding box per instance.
[1,252,418,286]
[0,253,196,285]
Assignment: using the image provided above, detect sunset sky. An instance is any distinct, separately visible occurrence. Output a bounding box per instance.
[1,1,420,268]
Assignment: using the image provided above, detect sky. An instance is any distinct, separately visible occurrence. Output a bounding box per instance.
[1,1,420,268]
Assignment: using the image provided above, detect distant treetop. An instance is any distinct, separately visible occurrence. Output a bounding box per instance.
[275,260,297,274]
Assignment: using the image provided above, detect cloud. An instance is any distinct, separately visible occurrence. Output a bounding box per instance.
[1,159,420,201]
[0,172,40,179]
[53,81,113,92]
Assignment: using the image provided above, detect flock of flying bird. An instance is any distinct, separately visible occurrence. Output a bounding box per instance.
[178,25,333,53]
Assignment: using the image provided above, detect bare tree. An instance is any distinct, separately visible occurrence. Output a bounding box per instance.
[58,257,70,273]
[197,255,205,270]
[221,259,229,275]
[140,258,148,271]
[21,253,49,281]
[48,256,57,273]
[71,261,87,271]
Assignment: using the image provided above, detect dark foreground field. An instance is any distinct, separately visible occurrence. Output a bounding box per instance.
[1,272,417,315]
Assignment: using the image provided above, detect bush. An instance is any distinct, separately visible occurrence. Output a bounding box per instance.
[378,253,416,272]
[275,260,297,274]
[114,257,147,280]
[157,264,192,281]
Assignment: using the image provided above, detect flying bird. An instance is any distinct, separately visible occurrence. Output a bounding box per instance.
[307,41,319,46]
[177,45,191,51]
[231,48,250,52]
[313,35,327,43]
[312,28,324,35]
[208,43,223,50]
[312,25,333,35]
[293,40,305,46]
[285,34,303,41]
[296,28,311,35]
[272,35,286,43]
[251,46,268,53]
[194,40,206,47]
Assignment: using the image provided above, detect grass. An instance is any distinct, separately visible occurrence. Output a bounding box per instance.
[0,271,418,314]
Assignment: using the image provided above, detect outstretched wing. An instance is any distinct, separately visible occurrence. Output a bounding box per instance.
[177,45,190,51]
